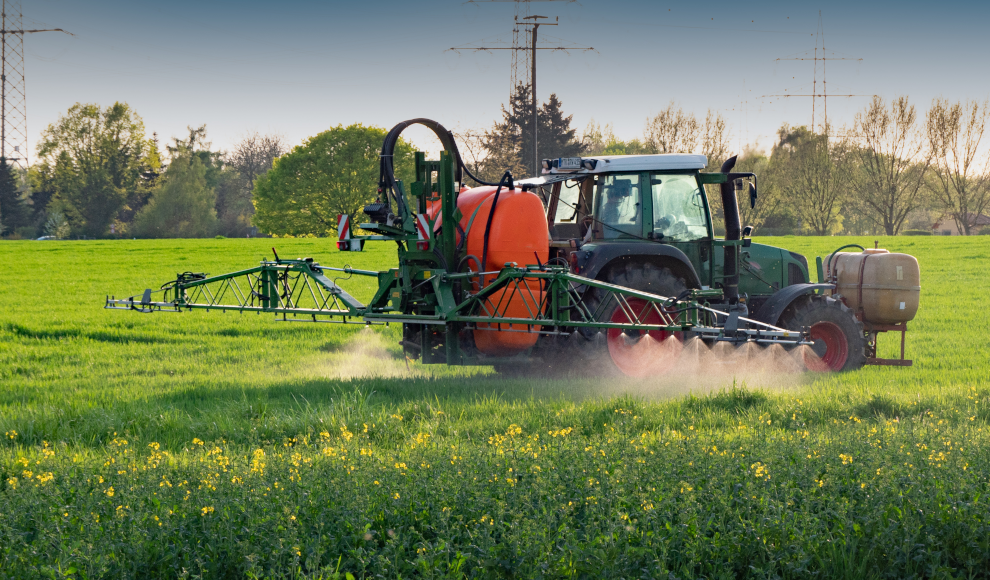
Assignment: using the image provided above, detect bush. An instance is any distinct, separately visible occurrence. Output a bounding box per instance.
[901,229,932,236]
[979,227,990,235]
[215,235,226,239]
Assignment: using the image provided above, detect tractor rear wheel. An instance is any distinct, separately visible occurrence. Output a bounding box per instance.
[584,262,687,377]
[780,295,866,372]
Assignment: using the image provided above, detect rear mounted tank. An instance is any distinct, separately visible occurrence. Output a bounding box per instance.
[832,248,920,324]
[444,185,550,355]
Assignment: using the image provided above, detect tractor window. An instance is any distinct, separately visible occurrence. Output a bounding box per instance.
[650,173,708,241]
[595,174,642,239]
[554,179,582,224]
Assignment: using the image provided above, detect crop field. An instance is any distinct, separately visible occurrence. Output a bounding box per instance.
[1,236,989,579]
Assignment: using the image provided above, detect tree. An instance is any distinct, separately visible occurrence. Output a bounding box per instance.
[733,147,786,232]
[36,102,156,237]
[43,212,71,240]
[455,127,527,184]
[581,120,649,157]
[852,96,931,235]
[216,133,286,236]
[700,110,731,170]
[581,119,613,156]
[644,102,699,154]
[781,125,853,235]
[537,93,583,167]
[133,154,217,238]
[926,98,990,235]
[252,124,414,236]
[489,83,584,177]
[0,160,28,236]
[644,103,730,163]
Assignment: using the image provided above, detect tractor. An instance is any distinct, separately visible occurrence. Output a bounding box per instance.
[105,119,919,376]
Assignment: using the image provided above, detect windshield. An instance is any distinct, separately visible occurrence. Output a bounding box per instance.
[650,173,708,241]
[595,174,642,239]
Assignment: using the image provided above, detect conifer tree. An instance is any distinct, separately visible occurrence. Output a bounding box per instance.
[0,160,28,236]
[493,83,584,177]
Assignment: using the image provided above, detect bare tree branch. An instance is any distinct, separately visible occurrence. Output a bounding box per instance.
[926,98,990,235]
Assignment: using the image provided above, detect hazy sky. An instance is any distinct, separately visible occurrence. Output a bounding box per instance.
[23,0,990,165]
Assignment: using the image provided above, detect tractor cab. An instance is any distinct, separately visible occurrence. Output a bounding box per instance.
[539,155,810,318]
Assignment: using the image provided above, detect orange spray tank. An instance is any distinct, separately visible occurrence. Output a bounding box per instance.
[430,185,550,355]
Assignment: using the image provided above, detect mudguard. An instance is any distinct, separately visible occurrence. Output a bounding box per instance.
[752,283,835,326]
[580,242,702,288]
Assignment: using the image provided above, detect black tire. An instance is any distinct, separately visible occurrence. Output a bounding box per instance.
[580,261,687,376]
[583,261,687,332]
[779,295,866,372]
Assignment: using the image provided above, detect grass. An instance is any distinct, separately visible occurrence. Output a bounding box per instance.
[1,235,989,579]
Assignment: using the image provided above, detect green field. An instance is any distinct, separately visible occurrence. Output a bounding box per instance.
[2,236,989,579]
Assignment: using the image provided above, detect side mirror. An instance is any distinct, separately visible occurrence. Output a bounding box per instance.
[748,182,757,209]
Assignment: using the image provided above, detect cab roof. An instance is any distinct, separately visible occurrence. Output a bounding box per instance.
[542,154,708,175]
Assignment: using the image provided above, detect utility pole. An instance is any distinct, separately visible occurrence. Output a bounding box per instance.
[521,15,554,175]
[0,0,70,167]
[761,11,865,133]
[465,0,575,103]
[450,6,592,175]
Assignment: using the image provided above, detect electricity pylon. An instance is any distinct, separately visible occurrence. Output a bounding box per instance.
[1,0,70,167]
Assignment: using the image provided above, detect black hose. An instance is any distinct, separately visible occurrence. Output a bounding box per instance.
[480,171,513,286]
[457,254,484,293]
[825,244,866,279]
[378,119,505,220]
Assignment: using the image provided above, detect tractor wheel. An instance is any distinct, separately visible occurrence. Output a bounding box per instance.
[583,262,687,377]
[780,295,866,372]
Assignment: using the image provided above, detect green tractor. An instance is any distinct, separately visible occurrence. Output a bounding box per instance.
[537,153,909,373]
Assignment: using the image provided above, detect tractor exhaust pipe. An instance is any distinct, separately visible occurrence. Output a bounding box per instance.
[719,155,740,306]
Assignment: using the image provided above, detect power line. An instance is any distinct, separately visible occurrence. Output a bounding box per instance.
[762,11,867,133]
[451,2,593,173]
[1,0,71,168]
[465,0,576,101]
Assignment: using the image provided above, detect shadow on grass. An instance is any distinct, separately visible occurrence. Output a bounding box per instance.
[685,387,770,416]
[3,322,179,345]
[854,394,908,420]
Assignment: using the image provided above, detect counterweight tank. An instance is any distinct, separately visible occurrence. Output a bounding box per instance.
[833,248,920,324]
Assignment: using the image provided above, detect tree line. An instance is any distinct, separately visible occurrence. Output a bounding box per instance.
[0,103,286,239]
[453,85,990,236]
[577,96,990,236]
[2,90,988,239]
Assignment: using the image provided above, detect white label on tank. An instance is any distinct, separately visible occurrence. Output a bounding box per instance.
[900,301,906,310]
[897,266,903,281]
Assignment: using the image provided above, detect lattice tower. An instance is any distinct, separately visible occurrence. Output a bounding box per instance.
[1,0,26,166]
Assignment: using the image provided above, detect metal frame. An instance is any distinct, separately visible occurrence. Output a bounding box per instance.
[864,322,912,367]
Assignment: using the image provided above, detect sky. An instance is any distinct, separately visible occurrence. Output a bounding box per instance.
[20,0,990,166]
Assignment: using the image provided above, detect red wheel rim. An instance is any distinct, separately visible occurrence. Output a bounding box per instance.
[606,298,682,377]
[803,321,848,372]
